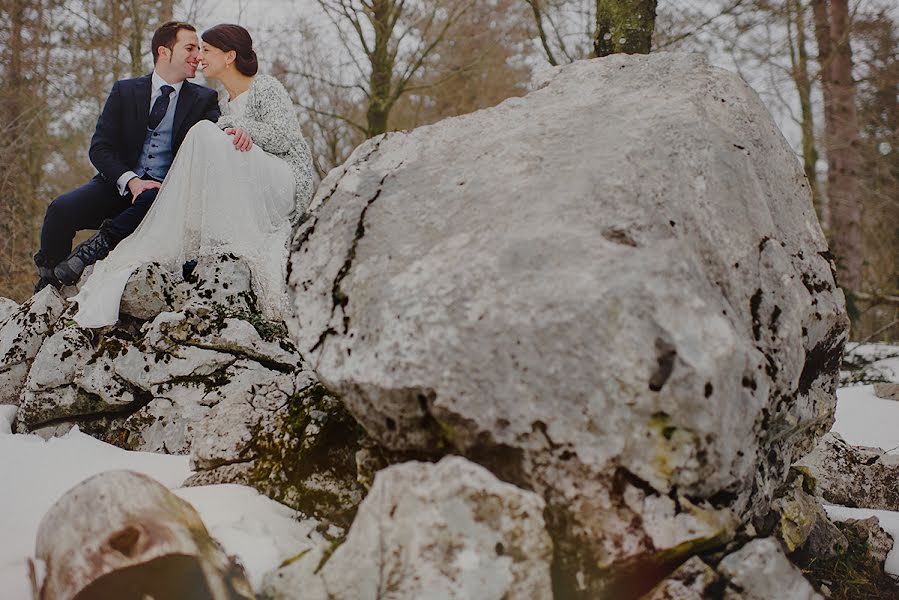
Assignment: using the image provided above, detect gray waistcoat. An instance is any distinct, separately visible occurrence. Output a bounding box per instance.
[136,92,177,181]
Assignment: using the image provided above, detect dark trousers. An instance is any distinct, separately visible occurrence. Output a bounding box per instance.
[37,175,160,266]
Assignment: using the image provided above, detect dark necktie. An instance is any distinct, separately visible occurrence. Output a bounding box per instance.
[148,85,175,130]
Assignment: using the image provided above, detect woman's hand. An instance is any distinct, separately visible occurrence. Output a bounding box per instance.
[225,127,253,152]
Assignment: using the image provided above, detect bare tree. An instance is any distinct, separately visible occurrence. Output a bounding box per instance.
[390,0,533,129]
[312,0,477,137]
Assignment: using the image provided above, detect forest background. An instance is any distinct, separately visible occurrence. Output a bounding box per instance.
[0,0,896,341]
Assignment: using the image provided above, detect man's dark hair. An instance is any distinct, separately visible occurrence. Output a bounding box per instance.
[151,21,196,63]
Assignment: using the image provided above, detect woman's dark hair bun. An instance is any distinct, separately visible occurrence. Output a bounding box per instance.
[202,24,258,76]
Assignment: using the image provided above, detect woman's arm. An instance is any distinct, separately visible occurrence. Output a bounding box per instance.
[217,76,299,154]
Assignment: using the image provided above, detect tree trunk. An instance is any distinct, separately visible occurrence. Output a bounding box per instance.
[812,0,862,292]
[366,0,394,137]
[161,0,174,22]
[594,0,658,57]
[129,0,145,76]
[788,0,823,225]
[31,470,254,600]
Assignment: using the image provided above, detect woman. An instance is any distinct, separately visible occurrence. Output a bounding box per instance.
[71,24,314,328]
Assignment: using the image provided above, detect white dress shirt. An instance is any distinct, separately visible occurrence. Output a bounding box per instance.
[116,71,185,196]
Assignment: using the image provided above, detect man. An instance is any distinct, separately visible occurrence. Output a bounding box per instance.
[34,21,252,291]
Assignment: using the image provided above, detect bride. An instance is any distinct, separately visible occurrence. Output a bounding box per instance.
[71,24,314,328]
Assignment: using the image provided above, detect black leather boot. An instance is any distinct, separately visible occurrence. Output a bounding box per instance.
[33,252,61,294]
[54,229,113,286]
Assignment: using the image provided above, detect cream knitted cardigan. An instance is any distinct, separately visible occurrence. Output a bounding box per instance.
[217,74,315,214]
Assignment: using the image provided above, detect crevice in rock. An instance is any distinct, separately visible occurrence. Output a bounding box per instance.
[649,338,677,392]
[601,228,639,247]
[312,163,403,362]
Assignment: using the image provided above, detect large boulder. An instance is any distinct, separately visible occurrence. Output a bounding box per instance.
[262,456,553,600]
[286,52,848,595]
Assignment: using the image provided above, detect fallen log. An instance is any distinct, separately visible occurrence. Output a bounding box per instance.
[31,469,254,600]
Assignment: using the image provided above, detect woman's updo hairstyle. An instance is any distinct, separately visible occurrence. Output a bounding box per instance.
[202,24,258,76]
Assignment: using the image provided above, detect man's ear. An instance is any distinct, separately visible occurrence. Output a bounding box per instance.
[157,45,171,63]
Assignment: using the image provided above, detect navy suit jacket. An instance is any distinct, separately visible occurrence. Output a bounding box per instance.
[88,74,221,185]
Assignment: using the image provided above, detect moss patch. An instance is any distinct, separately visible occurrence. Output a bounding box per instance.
[247,382,370,527]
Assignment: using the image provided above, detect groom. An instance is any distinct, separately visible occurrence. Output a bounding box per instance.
[34,22,241,291]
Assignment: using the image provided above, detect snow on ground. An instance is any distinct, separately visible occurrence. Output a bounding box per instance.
[0,407,320,599]
[832,386,899,454]
[1,344,897,597]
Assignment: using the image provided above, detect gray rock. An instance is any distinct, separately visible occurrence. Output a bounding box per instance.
[842,517,894,566]
[641,557,719,600]
[17,328,97,429]
[112,341,235,390]
[287,52,847,592]
[769,472,847,556]
[262,456,553,600]
[119,262,177,320]
[15,327,150,432]
[0,297,19,325]
[0,286,66,405]
[795,432,899,511]
[717,538,823,600]
[873,382,899,401]
[120,394,212,454]
[175,254,258,313]
[187,317,299,372]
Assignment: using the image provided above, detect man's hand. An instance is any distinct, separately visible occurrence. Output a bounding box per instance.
[225,127,253,152]
[127,178,162,203]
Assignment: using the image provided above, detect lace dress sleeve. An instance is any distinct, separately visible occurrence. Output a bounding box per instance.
[217,76,297,154]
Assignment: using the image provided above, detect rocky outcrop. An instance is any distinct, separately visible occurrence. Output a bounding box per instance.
[262,456,553,600]
[286,52,848,595]
[795,432,899,511]
[5,255,371,527]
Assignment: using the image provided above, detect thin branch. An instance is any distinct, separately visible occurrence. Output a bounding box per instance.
[847,319,899,351]
[656,0,746,51]
[394,0,476,102]
[524,0,560,66]
[287,68,370,97]
[299,103,368,135]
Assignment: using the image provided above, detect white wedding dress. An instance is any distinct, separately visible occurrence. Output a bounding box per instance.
[71,92,297,328]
